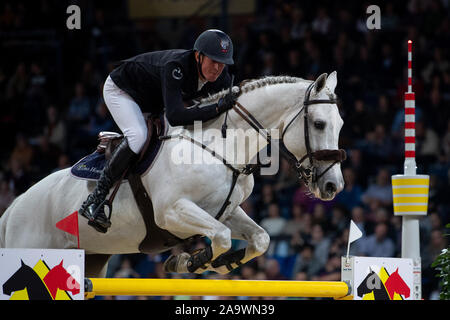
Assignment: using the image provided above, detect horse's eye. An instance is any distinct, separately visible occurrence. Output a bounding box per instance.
[314,120,326,130]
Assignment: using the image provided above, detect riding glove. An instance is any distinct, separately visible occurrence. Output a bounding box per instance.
[217,91,239,113]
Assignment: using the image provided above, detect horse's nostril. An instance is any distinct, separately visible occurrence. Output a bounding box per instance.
[325,182,337,194]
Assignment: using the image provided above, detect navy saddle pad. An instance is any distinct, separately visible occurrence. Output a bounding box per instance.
[71,116,166,181]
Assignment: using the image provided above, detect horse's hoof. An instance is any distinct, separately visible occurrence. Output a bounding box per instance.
[163,253,190,273]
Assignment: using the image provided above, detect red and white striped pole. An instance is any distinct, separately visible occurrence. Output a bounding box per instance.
[394,40,427,300]
[404,40,416,175]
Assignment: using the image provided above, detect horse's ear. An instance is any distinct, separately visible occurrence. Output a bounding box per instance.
[326,71,338,93]
[313,73,328,95]
[58,260,64,266]
[21,259,25,267]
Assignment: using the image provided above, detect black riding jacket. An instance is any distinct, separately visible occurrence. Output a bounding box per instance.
[109,49,231,126]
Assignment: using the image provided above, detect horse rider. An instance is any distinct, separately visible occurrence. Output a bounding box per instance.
[78,29,238,233]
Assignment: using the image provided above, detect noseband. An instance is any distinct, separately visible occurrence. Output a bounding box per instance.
[231,81,346,186]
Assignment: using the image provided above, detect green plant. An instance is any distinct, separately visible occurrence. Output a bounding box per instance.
[431,223,450,300]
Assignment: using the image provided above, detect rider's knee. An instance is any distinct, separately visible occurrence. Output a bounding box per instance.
[127,126,148,154]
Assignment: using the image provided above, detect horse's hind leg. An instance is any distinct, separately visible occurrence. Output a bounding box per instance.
[208,205,270,274]
[85,254,112,278]
[160,198,232,273]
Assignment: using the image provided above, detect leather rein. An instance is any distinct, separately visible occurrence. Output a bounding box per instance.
[229,81,347,186]
[159,81,346,220]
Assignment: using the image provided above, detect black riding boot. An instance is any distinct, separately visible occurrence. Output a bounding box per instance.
[79,138,137,233]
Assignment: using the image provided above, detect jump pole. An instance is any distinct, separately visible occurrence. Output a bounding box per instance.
[391,40,430,300]
[85,278,351,299]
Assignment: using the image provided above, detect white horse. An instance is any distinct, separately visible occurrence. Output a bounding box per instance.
[0,72,345,277]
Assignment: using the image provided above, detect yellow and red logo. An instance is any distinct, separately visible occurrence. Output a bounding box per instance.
[2,259,80,300]
[357,266,410,300]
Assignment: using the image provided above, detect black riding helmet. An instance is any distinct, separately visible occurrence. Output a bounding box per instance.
[193,29,234,65]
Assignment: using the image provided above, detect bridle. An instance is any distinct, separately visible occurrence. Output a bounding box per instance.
[160,79,347,221]
[230,81,347,186]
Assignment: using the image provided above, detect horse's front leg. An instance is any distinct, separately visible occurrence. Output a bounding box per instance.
[159,198,232,273]
[208,205,270,274]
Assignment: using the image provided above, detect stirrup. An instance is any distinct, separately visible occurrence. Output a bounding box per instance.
[87,199,112,233]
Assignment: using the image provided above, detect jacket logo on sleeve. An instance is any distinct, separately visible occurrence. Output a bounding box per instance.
[172,67,183,80]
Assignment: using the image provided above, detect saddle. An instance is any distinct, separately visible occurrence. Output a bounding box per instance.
[93,116,185,253]
[97,117,161,162]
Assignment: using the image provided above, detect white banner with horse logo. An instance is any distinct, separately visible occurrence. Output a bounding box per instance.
[342,256,414,300]
[0,249,84,300]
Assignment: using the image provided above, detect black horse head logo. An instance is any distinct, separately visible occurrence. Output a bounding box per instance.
[357,267,390,300]
[2,260,52,300]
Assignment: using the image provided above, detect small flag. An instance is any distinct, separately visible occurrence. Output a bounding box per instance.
[56,211,80,248]
[346,220,363,260]
[349,220,363,244]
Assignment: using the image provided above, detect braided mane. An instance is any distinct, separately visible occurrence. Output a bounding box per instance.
[198,75,308,104]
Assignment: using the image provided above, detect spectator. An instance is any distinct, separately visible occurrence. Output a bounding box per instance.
[372,95,395,130]
[359,223,396,257]
[329,205,348,237]
[282,48,304,77]
[80,61,102,97]
[264,258,287,280]
[416,120,440,168]
[53,153,71,172]
[361,168,393,208]
[291,244,322,278]
[0,178,15,216]
[311,253,341,281]
[336,167,363,211]
[347,99,372,141]
[422,48,449,83]
[260,203,286,237]
[282,204,306,249]
[67,82,91,125]
[31,135,60,177]
[273,158,298,213]
[346,149,370,189]
[310,224,331,270]
[255,183,278,219]
[5,158,31,196]
[311,7,331,35]
[442,119,450,162]
[290,7,307,40]
[6,62,28,103]
[351,206,370,236]
[114,258,139,278]
[240,264,256,280]
[113,258,140,300]
[260,203,287,256]
[43,105,67,151]
[9,133,34,170]
[364,123,396,165]
[427,87,448,136]
[87,100,114,136]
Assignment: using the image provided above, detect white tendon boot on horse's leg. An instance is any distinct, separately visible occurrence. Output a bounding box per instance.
[208,206,270,274]
[159,198,232,273]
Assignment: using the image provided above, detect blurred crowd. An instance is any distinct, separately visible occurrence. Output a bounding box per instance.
[0,0,449,300]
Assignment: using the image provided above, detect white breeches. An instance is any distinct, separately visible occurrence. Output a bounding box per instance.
[103,76,148,154]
